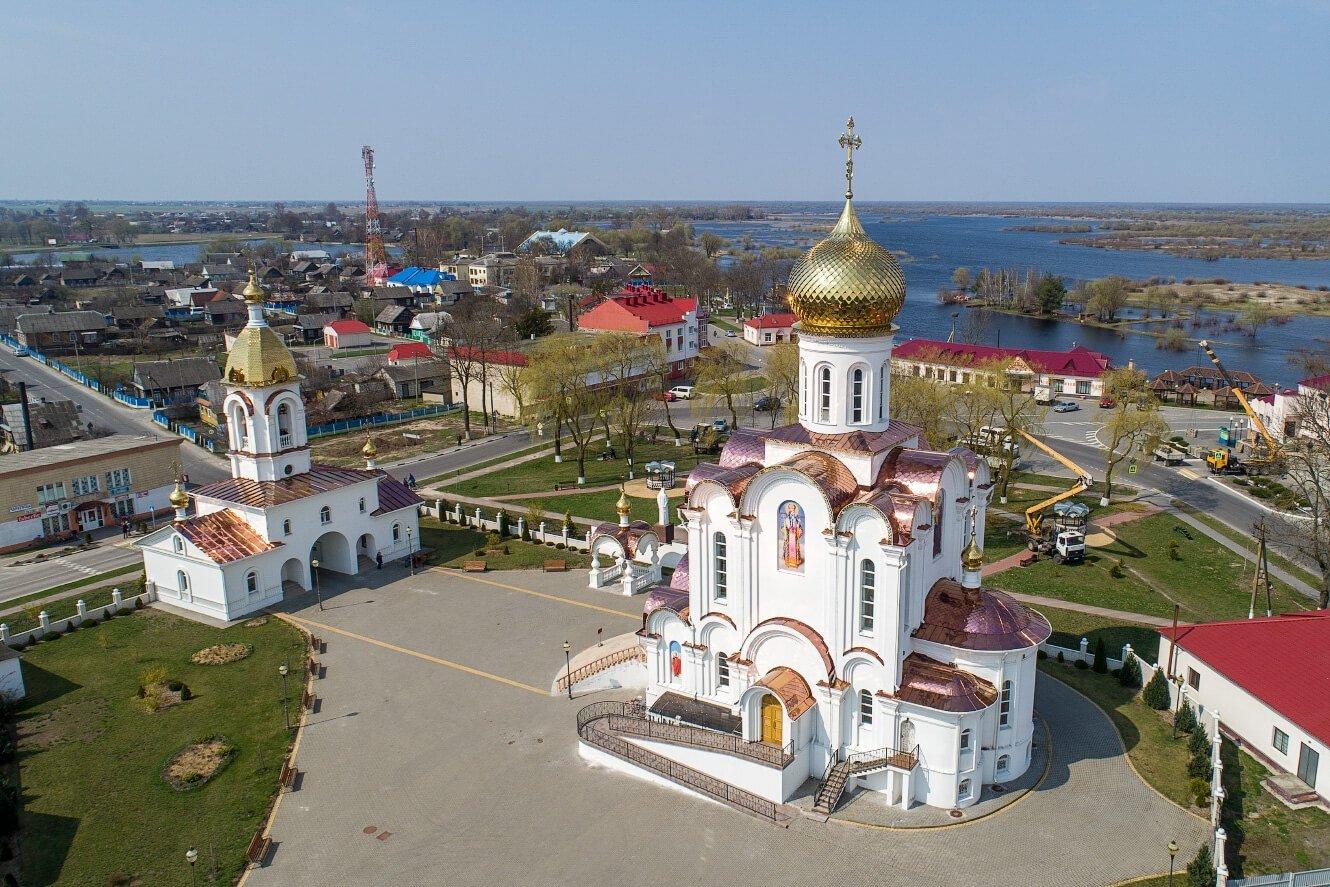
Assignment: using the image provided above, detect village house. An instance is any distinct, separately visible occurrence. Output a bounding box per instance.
[386,341,432,364]
[376,360,451,399]
[408,311,450,343]
[892,339,1112,400]
[0,434,181,551]
[14,310,110,352]
[1251,373,1330,441]
[374,305,414,336]
[517,229,610,262]
[576,284,699,372]
[164,285,219,308]
[323,318,373,349]
[130,357,223,405]
[1,399,98,452]
[743,311,799,346]
[1149,365,1273,408]
[1158,612,1329,808]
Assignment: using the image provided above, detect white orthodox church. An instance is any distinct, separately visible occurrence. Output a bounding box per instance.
[582,121,1050,814]
[139,272,421,623]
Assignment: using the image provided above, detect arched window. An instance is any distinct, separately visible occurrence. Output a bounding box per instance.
[858,688,873,725]
[818,365,832,422]
[933,498,945,558]
[997,753,1010,773]
[392,522,401,543]
[245,571,258,596]
[173,536,184,554]
[283,519,292,537]
[999,680,1012,727]
[717,654,730,688]
[358,497,366,513]
[859,560,876,633]
[800,361,808,418]
[850,366,865,423]
[668,641,682,681]
[878,363,887,419]
[176,570,190,594]
[277,401,293,445]
[960,728,972,751]
[320,505,331,525]
[713,532,728,602]
[959,778,972,799]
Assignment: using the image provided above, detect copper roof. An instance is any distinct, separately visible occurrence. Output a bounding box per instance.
[749,616,834,679]
[589,520,655,558]
[764,450,858,513]
[760,420,918,456]
[878,448,953,502]
[755,666,816,720]
[175,510,280,564]
[913,578,1052,651]
[643,585,690,622]
[947,446,983,481]
[193,465,381,508]
[894,652,998,713]
[854,486,924,545]
[684,461,763,500]
[372,476,423,515]
[669,553,689,589]
[717,428,766,467]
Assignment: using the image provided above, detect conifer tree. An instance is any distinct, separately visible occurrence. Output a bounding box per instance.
[1175,697,1198,733]
[1143,669,1171,710]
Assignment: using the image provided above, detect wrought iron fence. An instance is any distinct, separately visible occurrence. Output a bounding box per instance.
[556,647,645,692]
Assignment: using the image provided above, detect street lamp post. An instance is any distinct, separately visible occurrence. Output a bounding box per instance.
[1167,840,1178,886]
[310,558,323,611]
[186,846,198,887]
[278,664,291,731]
[407,527,414,576]
[562,641,572,700]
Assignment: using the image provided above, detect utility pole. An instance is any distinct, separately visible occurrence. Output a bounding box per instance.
[1249,519,1273,619]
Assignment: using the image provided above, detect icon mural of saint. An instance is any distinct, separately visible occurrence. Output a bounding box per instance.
[778,500,805,571]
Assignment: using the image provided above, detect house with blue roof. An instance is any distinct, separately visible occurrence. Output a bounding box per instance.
[386,266,455,293]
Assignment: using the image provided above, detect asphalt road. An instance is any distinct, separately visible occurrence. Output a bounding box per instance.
[0,349,229,484]
[0,533,145,604]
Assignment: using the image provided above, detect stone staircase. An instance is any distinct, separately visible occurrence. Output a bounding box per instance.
[813,759,853,814]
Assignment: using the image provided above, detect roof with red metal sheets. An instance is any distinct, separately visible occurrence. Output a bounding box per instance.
[193,465,381,508]
[387,342,432,363]
[326,319,371,334]
[175,510,280,563]
[1162,611,1330,747]
[744,312,797,330]
[372,476,423,515]
[893,338,1111,378]
[577,285,696,331]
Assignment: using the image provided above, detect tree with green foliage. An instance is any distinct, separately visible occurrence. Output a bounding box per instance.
[514,306,553,340]
[1035,275,1067,315]
[1099,365,1169,505]
[1143,669,1171,709]
[1118,652,1142,688]
[694,341,747,429]
[1175,696,1198,734]
[1187,843,1215,887]
[1092,637,1108,673]
[1087,275,1130,322]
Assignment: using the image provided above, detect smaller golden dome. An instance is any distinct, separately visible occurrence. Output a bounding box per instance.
[169,480,189,509]
[616,487,631,516]
[241,269,266,303]
[362,436,378,459]
[961,527,984,572]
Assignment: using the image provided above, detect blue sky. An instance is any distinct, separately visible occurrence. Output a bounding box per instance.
[3,1,1329,202]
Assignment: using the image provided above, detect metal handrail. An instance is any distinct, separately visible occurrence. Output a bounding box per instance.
[845,743,920,772]
[577,701,795,768]
[556,647,646,692]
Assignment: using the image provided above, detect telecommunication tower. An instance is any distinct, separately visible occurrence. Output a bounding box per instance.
[362,145,388,272]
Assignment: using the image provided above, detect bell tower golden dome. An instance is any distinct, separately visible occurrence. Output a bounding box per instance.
[785,118,905,338]
[224,269,300,388]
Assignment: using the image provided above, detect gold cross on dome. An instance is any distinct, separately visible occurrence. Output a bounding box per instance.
[838,116,862,199]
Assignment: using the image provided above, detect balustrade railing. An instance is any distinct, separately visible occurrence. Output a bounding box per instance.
[844,744,920,772]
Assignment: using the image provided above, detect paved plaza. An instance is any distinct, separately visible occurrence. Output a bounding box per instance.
[247,567,1208,887]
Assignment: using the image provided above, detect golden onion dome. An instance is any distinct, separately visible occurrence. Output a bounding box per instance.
[362,436,378,459]
[169,480,189,509]
[241,268,267,303]
[961,527,984,572]
[616,486,631,516]
[224,324,299,388]
[786,117,905,338]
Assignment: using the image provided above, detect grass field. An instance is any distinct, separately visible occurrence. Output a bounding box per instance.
[1174,502,1324,592]
[16,609,303,886]
[989,513,1308,623]
[419,519,590,569]
[5,579,143,635]
[444,439,706,499]
[511,489,666,524]
[1033,606,1160,660]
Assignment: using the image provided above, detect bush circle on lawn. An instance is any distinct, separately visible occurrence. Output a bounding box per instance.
[162,735,235,791]
[191,643,252,666]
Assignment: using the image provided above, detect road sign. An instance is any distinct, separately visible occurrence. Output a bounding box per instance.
[1128,460,1138,475]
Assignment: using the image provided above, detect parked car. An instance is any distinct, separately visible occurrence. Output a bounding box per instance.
[1052,401,1080,413]
[711,419,728,432]
[656,390,677,402]
[726,330,737,337]
[754,395,780,412]
[1099,396,1116,408]
[669,385,694,400]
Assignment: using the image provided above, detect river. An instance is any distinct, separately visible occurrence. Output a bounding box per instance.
[698,210,1330,386]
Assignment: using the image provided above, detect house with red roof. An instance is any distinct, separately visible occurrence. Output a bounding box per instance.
[323,318,372,350]
[386,341,433,364]
[576,285,699,370]
[1158,611,1329,805]
[891,339,1112,400]
[743,311,798,346]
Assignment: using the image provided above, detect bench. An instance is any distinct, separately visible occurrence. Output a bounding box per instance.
[463,560,487,572]
[543,559,567,573]
[279,760,296,790]
[302,689,315,711]
[245,832,271,867]
[1019,553,1038,567]
[307,657,319,678]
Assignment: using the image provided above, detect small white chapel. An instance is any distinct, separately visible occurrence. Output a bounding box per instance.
[138,271,421,623]
[582,119,1051,814]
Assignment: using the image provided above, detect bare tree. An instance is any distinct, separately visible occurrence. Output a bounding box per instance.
[597,333,663,471]
[764,341,801,427]
[521,333,605,484]
[1279,390,1330,608]
[694,341,748,429]
[436,299,499,439]
[1099,366,1169,504]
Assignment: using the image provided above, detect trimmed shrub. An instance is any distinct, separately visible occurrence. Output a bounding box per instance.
[1189,777,1210,807]
[1175,697,1198,734]
[1188,727,1210,758]
[1036,649,1047,660]
[1118,653,1142,689]
[1167,540,1181,560]
[1143,669,1172,709]
[1092,638,1108,674]
[1187,843,1215,887]
[1073,658,1089,670]
[1055,650,1064,664]
[1109,558,1126,578]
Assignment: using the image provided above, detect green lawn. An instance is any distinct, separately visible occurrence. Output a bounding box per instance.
[1042,662,1330,879]
[982,514,1028,562]
[444,440,704,499]
[989,513,1310,623]
[16,609,303,886]
[1173,502,1324,592]
[5,581,142,636]
[1033,606,1160,661]
[419,519,590,570]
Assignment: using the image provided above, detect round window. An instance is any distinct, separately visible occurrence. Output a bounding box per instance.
[284,464,293,475]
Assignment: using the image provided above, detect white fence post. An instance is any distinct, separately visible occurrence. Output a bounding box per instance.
[1215,827,1228,886]
[111,587,123,613]
[76,599,87,625]
[538,521,546,544]
[0,625,8,644]
[517,517,526,539]
[38,611,50,636]
[1079,637,1089,661]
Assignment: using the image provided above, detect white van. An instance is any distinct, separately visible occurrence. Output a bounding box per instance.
[669,385,694,400]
